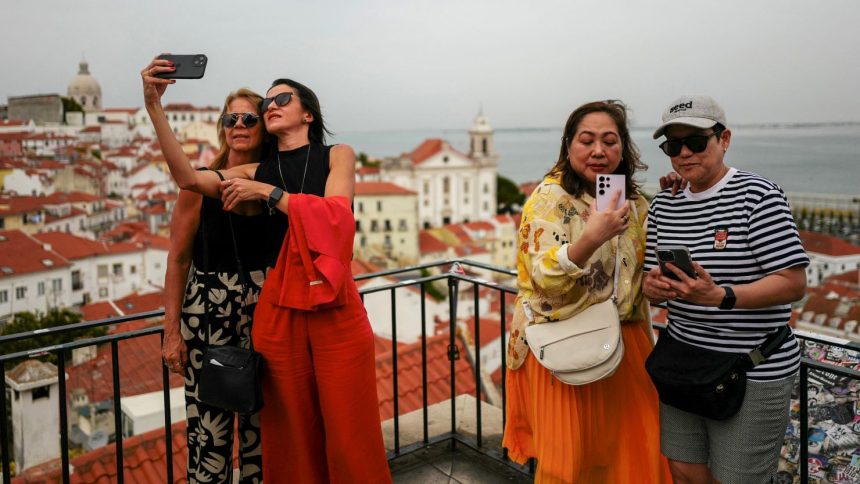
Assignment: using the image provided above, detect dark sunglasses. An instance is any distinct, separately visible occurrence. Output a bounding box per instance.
[221,113,260,128]
[658,130,722,157]
[260,92,294,112]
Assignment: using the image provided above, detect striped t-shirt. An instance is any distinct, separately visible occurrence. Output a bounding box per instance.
[644,168,809,381]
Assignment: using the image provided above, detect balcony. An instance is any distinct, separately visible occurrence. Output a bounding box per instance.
[1,259,859,483]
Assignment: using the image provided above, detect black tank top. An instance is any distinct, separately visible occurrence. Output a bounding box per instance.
[254,143,332,268]
[191,196,269,273]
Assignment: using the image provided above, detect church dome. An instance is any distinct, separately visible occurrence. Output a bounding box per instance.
[67,60,102,112]
[470,111,493,134]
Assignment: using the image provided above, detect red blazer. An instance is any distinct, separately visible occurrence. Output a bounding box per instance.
[262,194,354,311]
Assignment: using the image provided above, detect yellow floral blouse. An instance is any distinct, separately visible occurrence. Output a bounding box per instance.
[506,174,649,370]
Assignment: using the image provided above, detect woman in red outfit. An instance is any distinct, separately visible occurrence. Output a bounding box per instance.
[142,55,391,484]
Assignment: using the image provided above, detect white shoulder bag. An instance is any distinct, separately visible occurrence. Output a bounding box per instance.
[524,237,623,385]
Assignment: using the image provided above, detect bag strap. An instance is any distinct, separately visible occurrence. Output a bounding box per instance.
[211,170,254,351]
[195,168,213,347]
[747,325,791,367]
[610,235,621,303]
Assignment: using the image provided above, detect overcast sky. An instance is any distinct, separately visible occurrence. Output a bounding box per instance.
[3,0,859,132]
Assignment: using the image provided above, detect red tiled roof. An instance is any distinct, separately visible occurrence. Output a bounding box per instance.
[354,181,416,196]
[12,421,189,484]
[464,221,495,232]
[80,126,102,133]
[453,245,488,257]
[375,332,477,421]
[0,132,30,142]
[802,294,840,318]
[102,221,149,242]
[34,232,143,259]
[103,108,139,114]
[800,231,860,257]
[132,232,171,251]
[408,139,444,165]
[114,291,166,315]
[519,180,541,197]
[419,231,449,254]
[0,230,70,277]
[79,301,123,321]
[443,224,473,244]
[824,270,859,287]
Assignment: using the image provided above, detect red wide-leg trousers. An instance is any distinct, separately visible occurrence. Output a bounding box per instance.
[252,286,391,484]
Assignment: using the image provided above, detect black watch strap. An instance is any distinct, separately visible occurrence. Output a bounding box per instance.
[719,286,736,310]
[267,187,284,214]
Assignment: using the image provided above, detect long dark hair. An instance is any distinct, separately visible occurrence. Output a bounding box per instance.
[269,78,332,144]
[547,100,646,198]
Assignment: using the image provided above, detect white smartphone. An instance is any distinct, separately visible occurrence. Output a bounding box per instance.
[595,174,626,211]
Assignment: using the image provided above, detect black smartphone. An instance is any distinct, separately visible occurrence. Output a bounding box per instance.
[155,54,207,79]
[656,245,697,281]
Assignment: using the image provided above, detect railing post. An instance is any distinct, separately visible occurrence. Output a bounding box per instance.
[160,332,174,484]
[420,283,429,444]
[57,352,70,483]
[448,263,463,448]
[473,283,482,448]
[111,341,125,484]
[799,364,808,484]
[500,288,508,461]
[391,288,400,455]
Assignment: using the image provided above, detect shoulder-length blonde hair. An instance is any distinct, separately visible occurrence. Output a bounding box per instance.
[209,88,271,170]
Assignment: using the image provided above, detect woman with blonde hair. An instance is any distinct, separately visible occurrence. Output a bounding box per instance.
[146,68,271,481]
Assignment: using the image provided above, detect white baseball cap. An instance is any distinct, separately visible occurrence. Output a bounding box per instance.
[652,95,727,139]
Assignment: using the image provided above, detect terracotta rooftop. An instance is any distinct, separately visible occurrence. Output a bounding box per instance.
[408,139,445,165]
[0,229,71,277]
[419,231,450,254]
[375,332,478,421]
[802,294,841,319]
[354,181,416,196]
[12,421,189,484]
[800,231,860,257]
[33,232,138,260]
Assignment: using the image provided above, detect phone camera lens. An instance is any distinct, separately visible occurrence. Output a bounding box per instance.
[599,183,605,189]
[658,251,674,261]
[598,189,605,195]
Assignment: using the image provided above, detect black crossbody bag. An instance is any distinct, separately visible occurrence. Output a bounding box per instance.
[645,325,790,420]
[197,170,264,414]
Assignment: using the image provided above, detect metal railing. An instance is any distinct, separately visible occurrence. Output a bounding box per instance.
[1,259,858,483]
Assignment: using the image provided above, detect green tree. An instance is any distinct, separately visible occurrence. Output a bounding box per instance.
[61,96,84,123]
[0,309,106,365]
[497,175,525,214]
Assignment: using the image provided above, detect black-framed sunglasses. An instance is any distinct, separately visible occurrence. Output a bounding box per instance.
[260,92,294,112]
[658,130,723,157]
[221,113,260,128]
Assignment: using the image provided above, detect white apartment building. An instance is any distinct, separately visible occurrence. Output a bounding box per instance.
[380,112,498,229]
[354,182,419,265]
[33,232,152,304]
[131,104,220,138]
[0,230,73,324]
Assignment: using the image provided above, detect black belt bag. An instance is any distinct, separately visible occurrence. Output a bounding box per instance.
[645,326,791,420]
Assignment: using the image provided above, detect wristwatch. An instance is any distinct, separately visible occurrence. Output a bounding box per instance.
[267,187,284,215]
[718,286,736,310]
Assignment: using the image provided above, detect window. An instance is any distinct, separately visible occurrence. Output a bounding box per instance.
[113,263,123,277]
[52,278,62,292]
[482,139,488,154]
[370,220,379,232]
[99,287,108,298]
[33,386,50,400]
[130,266,137,275]
[423,182,429,195]
[355,220,362,232]
[483,202,489,211]
[358,202,364,213]
[384,235,392,247]
[443,177,450,194]
[37,282,45,296]
[384,220,392,231]
[360,236,366,247]
[483,183,489,194]
[464,181,470,193]
[16,287,26,300]
[72,270,83,291]
[443,156,450,163]
[97,264,108,278]
[377,201,382,212]
[399,219,408,231]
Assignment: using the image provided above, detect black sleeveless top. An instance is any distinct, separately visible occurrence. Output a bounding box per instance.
[254,143,332,268]
[191,196,269,273]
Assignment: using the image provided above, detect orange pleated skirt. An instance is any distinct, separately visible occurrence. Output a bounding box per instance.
[503,319,671,484]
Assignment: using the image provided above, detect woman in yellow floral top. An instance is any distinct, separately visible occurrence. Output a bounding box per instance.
[502,100,670,483]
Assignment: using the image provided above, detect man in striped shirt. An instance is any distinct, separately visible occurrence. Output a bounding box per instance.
[643,95,808,484]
